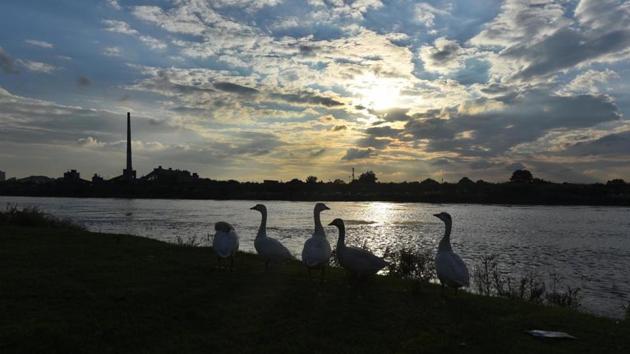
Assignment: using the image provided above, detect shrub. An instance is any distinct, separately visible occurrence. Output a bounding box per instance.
[175,234,201,247]
[385,248,436,283]
[0,204,84,230]
[473,254,580,308]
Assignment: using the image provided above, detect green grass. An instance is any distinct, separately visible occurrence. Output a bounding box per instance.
[0,226,628,353]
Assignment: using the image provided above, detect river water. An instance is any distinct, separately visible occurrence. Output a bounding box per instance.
[2,196,629,318]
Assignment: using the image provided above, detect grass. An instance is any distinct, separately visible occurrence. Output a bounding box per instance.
[0,225,629,354]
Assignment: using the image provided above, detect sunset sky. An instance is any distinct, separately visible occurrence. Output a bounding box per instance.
[1,0,629,182]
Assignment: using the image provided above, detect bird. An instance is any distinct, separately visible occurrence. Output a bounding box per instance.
[251,204,294,269]
[328,218,387,279]
[433,212,470,292]
[213,221,239,271]
[301,203,332,281]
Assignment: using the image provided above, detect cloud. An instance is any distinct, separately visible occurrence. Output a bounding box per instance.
[414,3,450,28]
[214,82,259,95]
[25,39,54,49]
[342,147,376,160]
[18,60,56,73]
[506,28,630,80]
[0,47,17,74]
[400,91,622,157]
[559,69,620,95]
[107,0,122,10]
[103,46,122,57]
[102,19,166,50]
[561,130,630,157]
[77,76,91,87]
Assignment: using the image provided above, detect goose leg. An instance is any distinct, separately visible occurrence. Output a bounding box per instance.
[320,266,325,284]
[229,255,234,272]
[265,259,270,271]
[216,256,222,269]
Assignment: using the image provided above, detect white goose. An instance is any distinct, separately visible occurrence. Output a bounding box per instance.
[328,218,387,278]
[434,212,470,291]
[251,204,294,269]
[213,221,239,270]
[301,203,331,280]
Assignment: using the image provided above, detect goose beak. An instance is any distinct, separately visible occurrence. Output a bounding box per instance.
[433,213,440,218]
[250,206,256,210]
[323,205,330,210]
[328,220,335,226]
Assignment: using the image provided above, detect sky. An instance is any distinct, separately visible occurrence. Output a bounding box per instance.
[0,0,629,183]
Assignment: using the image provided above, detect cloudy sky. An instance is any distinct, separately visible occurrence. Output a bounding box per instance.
[1,0,629,182]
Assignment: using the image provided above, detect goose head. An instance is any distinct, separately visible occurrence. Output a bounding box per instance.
[433,212,452,224]
[314,202,330,213]
[250,204,267,213]
[328,218,344,229]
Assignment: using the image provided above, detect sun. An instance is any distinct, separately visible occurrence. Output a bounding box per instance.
[353,74,404,111]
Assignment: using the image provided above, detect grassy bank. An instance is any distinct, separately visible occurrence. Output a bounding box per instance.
[0,225,628,353]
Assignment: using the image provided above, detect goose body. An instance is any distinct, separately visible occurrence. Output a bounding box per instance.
[213,221,239,258]
[251,204,293,267]
[434,212,470,288]
[301,203,332,268]
[329,218,387,277]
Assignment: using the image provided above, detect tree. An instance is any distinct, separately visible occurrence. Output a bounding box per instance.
[306,176,318,184]
[332,178,346,185]
[458,177,474,186]
[358,170,377,184]
[510,169,533,183]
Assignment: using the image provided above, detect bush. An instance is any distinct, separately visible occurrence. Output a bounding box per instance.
[175,234,201,247]
[0,204,84,230]
[473,254,579,308]
[385,248,436,283]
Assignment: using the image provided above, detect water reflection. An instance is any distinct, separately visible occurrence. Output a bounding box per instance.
[1,196,628,318]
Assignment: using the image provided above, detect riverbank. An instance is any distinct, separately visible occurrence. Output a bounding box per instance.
[1,225,628,353]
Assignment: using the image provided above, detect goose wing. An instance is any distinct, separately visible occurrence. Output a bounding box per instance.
[341,246,387,275]
[213,230,239,258]
[258,237,294,261]
[301,236,332,267]
[436,251,470,287]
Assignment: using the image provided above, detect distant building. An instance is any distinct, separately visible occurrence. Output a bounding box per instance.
[0,170,5,182]
[264,180,279,184]
[63,169,81,182]
[92,174,104,183]
[142,166,199,183]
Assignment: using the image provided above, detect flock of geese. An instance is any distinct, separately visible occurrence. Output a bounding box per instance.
[213,203,470,290]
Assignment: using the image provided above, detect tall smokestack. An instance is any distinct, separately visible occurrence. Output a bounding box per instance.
[123,112,136,181]
[126,112,132,173]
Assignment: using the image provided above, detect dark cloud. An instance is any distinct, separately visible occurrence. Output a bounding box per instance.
[341,147,376,161]
[562,131,630,156]
[77,76,91,87]
[357,136,392,149]
[401,91,621,157]
[214,82,259,95]
[332,125,347,131]
[309,148,326,157]
[508,28,630,79]
[272,91,344,107]
[0,47,17,74]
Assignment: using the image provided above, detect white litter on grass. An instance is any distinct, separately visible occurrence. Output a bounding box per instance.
[527,330,577,339]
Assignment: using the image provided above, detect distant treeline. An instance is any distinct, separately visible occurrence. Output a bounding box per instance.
[1,169,629,206]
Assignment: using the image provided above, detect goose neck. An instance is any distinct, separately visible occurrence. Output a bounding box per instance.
[438,219,452,252]
[257,209,267,238]
[314,209,325,236]
[336,223,346,251]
